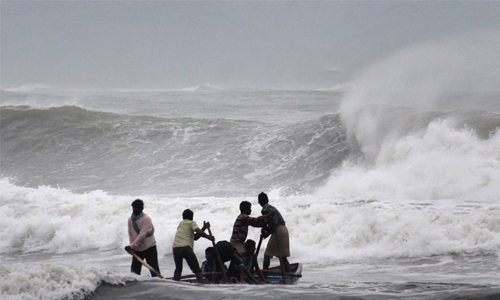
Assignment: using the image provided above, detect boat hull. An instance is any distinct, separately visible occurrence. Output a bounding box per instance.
[180,263,302,285]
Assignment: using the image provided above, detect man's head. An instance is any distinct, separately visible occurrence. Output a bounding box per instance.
[205,247,214,261]
[131,199,144,216]
[258,192,269,207]
[245,239,256,255]
[239,201,252,214]
[182,209,194,220]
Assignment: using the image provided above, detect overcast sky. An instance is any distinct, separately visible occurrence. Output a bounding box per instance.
[1,1,500,90]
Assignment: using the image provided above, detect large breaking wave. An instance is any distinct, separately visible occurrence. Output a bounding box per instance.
[0,105,351,196]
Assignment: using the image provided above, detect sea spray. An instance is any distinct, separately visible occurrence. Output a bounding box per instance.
[314,29,500,202]
[340,29,500,160]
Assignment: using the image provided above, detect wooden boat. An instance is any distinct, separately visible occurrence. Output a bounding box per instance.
[179,263,302,285]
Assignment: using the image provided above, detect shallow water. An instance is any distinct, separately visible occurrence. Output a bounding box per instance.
[4,248,500,300]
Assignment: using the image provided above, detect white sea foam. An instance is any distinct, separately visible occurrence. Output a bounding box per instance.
[316,119,500,202]
[0,262,133,300]
[2,177,500,265]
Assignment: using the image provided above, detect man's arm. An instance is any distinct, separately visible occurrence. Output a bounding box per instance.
[247,210,275,228]
[194,221,214,241]
[242,265,259,284]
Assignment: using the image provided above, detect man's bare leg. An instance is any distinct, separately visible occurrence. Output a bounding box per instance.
[263,255,271,270]
[282,257,290,272]
[195,272,205,283]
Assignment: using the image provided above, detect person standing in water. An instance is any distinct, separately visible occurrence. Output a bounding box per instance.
[172,209,214,283]
[258,192,290,272]
[126,199,161,277]
[230,201,274,254]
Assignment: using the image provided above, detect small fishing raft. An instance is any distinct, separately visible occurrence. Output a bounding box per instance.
[180,263,303,285]
[126,248,302,285]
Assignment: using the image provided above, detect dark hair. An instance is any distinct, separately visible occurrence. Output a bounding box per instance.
[258,192,269,205]
[245,239,256,248]
[205,247,214,255]
[240,201,251,213]
[131,199,144,209]
[182,209,194,220]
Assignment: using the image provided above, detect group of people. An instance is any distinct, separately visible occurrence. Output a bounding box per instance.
[125,192,290,284]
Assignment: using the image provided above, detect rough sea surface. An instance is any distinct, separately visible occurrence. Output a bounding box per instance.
[2,85,500,300]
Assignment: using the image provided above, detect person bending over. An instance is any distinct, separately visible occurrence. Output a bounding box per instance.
[215,240,257,284]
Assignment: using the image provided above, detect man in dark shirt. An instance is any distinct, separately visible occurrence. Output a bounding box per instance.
[258,192,290,272]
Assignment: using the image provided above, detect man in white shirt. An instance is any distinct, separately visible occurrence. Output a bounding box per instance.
[126,199,160,277]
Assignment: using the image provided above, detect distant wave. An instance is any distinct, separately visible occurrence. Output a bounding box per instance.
[2,83,53,93]
[2,83,226,93]
[316,83,350,92]
[180,83,225,92]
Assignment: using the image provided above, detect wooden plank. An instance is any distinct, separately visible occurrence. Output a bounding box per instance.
[125,248,163,278]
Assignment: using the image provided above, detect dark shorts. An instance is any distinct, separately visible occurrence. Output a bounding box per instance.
[172,246,201,280]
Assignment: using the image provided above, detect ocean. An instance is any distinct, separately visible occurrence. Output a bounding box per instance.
[1,85,500,300]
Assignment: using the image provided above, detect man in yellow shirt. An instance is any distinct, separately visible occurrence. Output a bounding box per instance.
[172,209,214,283]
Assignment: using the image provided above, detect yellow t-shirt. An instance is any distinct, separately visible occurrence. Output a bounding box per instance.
[173,219,199,249]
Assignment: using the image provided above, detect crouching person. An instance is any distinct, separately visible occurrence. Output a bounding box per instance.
[216,240,259,284]
[201,247,228,283]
